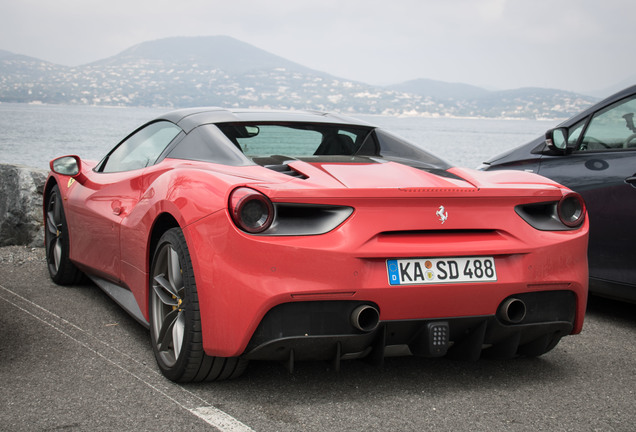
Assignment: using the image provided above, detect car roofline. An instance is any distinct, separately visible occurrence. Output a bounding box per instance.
[155,107,374,133]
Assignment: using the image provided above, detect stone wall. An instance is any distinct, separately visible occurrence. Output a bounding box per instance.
[0,164,48,247]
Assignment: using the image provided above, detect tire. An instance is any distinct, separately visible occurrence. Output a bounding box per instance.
[45,184,82,285]
[149,228,248,382]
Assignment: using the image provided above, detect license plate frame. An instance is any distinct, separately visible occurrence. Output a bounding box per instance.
[387,256,497,285]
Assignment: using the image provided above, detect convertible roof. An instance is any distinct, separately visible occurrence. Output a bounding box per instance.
[157,107,373,133]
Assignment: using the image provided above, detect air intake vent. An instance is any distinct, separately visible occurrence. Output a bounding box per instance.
[265,163,308,179]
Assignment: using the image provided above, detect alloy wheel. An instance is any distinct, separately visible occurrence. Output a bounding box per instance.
[151,244,186,367]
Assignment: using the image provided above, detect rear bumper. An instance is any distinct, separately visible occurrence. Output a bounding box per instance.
[244,290,576,366]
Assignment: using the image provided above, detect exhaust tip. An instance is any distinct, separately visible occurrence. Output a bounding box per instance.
[351,305,380,332]
[498,298,526,324]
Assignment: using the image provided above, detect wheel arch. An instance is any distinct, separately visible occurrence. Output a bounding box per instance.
[44,176,58,195]
[148,212,181,272]
[42,176,58,217]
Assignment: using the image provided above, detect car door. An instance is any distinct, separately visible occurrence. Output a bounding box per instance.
[65,121,182,281]
[536,95,636,286]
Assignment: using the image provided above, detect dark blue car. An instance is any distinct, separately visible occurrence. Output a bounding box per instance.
[480,85,636,303]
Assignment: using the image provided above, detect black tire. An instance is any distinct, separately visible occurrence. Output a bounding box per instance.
[149,228,248,382]
[45,184,82,285]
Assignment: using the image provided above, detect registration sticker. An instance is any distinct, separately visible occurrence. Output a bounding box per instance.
[387,256,497,285]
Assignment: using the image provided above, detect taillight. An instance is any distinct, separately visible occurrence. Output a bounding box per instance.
[229,187,274,234]
[557,193,585,228]
[515,192,586,231]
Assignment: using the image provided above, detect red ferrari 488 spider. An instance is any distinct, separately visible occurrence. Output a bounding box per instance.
[44,108,588,382]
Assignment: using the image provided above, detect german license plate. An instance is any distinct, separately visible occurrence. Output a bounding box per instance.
[387,256,497,285]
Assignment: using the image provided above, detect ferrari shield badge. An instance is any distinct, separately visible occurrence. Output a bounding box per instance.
[436,205,448,224]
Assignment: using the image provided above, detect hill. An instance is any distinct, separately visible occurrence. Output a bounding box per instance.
[388,78,489,100]
[92,36,317,75]
[0,36,598,119]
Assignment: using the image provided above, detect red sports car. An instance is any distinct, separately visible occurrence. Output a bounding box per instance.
[44,108,589,382]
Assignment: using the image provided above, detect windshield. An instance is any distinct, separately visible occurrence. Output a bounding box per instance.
[216,122,451,170]
[217,123,371,157]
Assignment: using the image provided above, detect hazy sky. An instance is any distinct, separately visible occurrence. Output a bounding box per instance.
[1,0,634,93]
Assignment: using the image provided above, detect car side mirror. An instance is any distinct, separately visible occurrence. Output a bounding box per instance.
[50,155,81,176]
[50,155,89,184]
[545,127,569,153]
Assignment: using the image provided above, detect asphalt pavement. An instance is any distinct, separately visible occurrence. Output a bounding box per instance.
[1,246,635,431]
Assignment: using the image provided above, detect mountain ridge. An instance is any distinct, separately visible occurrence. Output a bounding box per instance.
[0,36,599,119]
[388,78,490,100]
[89,36,319,76]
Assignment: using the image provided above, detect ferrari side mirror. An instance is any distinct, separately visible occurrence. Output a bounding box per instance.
[50,155,81,176]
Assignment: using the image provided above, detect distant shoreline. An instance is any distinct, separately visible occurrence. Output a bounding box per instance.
[0,101,567,122]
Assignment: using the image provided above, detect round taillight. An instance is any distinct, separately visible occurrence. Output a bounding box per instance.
[557,193,585,228]
[229,187,274,233]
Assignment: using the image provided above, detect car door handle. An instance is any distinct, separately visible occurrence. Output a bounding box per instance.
[625,175,636,187]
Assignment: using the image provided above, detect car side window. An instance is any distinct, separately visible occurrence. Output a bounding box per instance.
[100,121,182,173]
[567,121,585,147]
[577,96,636,151]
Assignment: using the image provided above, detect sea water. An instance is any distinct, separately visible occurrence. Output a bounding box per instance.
[0,103,557,170]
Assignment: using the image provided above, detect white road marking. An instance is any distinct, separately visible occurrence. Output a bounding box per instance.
[0,283,254,432]
[191,406,254,432]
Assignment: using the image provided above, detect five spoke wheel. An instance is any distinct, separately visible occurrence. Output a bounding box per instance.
[151,243,186,367]
[45,185,81,284]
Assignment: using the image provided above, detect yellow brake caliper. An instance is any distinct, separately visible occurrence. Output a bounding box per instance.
[171,268,184,311]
